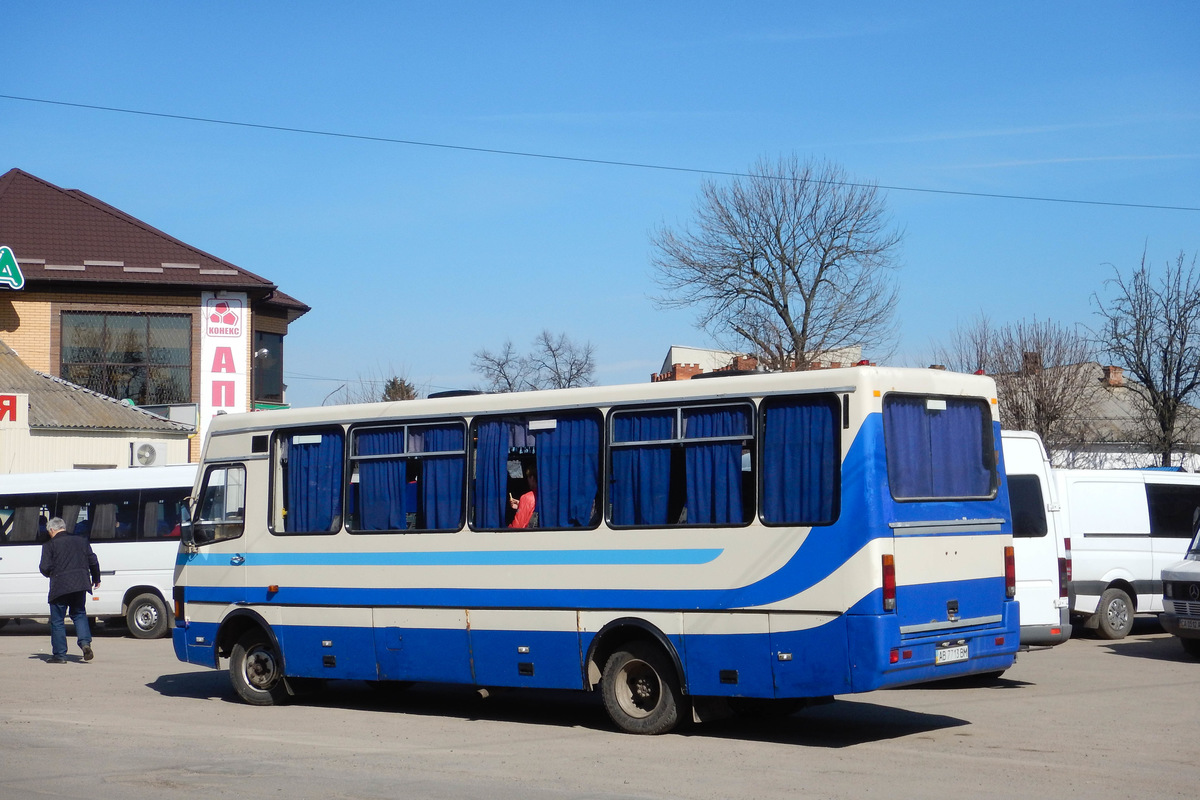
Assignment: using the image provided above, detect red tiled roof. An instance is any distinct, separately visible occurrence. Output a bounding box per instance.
[0,168,308,316]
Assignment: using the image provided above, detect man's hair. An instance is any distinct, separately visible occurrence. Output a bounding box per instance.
[46,517,67,533]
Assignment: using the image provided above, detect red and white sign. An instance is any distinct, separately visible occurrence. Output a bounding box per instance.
[199,292,249,445]
[0,393,28,428]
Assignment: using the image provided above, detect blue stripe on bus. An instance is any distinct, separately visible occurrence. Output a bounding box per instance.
[178,548,723,568]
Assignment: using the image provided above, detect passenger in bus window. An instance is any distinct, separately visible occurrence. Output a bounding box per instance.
[509,469,537,529]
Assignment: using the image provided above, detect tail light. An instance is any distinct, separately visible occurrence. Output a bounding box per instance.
[882,554,896,611]
[172,585,185,626]
[1058,537,1072,598]
[1004,545,1016,599]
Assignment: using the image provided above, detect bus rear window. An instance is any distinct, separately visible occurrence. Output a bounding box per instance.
[884,395,996,501]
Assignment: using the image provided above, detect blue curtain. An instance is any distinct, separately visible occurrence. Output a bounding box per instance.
[932,401,991,497]
[885,397,990,499]
[287,431,344,532]
[611,411,673,526]
[474,419,509,528]
[419,424,465,530]
[535,414,600,527]
[356,429,406,531]
[684,406,748,525]
[762,398,836,524]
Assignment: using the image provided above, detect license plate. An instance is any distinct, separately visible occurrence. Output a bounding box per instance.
[935,644,969,665]
[1181,618,1200,630]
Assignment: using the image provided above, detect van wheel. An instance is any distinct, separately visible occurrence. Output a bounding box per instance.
[1181,638,1200,659]
[600,642,684,735]
[126,593,170,639]
[1096,588,1133,640]
[230,631,289,706]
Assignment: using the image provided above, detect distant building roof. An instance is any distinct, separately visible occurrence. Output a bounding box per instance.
[0,339,192,434]
[0,168,308,319]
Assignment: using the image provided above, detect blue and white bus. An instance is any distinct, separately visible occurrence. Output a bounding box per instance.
[172,366,1019,734]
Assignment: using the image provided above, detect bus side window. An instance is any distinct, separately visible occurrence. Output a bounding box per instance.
[0,497,54,544]
[194,464,247,545]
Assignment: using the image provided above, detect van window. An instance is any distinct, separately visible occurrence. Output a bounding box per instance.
[0,495,54,544]
[884,395,996,500]
[1146,483,1200,539]
[1007,475,1048,537]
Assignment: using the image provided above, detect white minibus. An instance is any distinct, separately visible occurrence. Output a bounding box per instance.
[1056,468,1199,638]
[0,465,196,638]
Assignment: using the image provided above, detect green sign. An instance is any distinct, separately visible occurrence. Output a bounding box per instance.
[0,246,24,290]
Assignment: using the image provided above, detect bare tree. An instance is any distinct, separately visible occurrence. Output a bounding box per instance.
[1093,249,1200,467]
[932,316,1096,455]
[527,330,596,389]
[472,339,537,393]
[473,331,596,392]
[651,155,902,370]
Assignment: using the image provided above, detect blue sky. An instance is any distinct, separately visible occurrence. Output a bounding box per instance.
[3,3,1197,407]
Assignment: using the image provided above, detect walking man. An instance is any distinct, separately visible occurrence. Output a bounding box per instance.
[39,517,101,663]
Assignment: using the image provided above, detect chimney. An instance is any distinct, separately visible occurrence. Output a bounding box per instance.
[1102,365,1124,387]
[929,364,947,371]
[1022,351,1043,375]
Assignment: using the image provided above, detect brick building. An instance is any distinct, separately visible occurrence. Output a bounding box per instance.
[0,168,308,468]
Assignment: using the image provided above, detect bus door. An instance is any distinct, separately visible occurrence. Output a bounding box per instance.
[178,463,248,662]
[0,493,55,616]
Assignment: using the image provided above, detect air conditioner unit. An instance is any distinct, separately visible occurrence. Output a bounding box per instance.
[130,441,165,467]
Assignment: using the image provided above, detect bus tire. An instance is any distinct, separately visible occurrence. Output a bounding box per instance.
[600,641,683,735]
[126,593,170,639]
[230,630,289,706]
[1181,638,1200,659]
[1096,588,1133,640]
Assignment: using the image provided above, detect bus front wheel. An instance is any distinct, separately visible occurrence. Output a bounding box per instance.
[230,631,289,706]
[600,642,683,735]
[126,593,170,639]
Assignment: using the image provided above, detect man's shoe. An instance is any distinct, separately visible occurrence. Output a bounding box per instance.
[47,656,66,664]
[82,644,94,662]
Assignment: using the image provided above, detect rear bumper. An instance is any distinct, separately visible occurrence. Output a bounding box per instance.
[847,600,1020,691]
[1019,606,1071,646]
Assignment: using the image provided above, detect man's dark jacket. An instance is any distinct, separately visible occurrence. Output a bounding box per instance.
[39,533,101,602]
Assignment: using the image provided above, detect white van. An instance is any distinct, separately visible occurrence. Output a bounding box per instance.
[1056,468,1199,639]
[0,465,196,638]
[1161,533,1200,658]
[1002,432,1071,646]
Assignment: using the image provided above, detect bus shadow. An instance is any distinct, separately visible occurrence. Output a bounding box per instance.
[146,672,969,746]
[694,700,969,747]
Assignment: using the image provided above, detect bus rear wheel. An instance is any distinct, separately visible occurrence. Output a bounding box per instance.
[126,593,170,639]
[600,642,683,735]
[230,631,289,706]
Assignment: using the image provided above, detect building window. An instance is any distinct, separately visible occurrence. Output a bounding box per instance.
[254,331,284,404]
[60,312,192,405]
